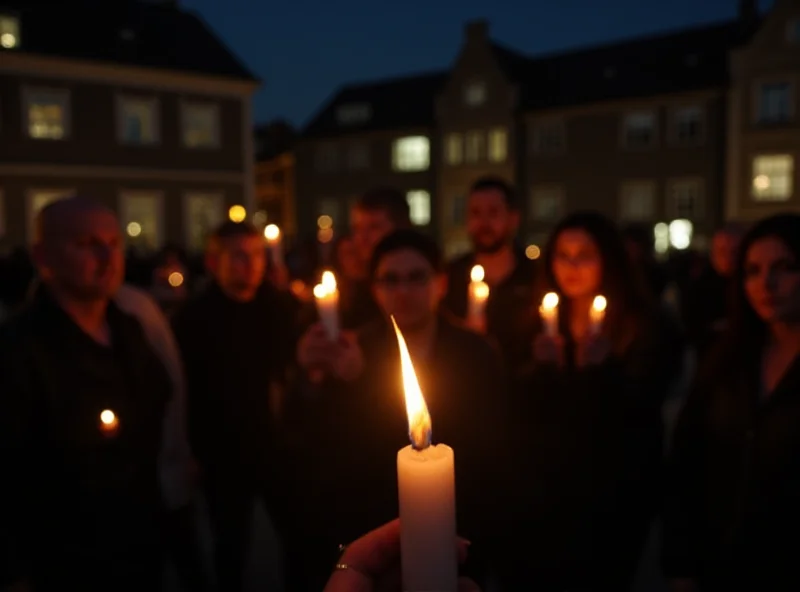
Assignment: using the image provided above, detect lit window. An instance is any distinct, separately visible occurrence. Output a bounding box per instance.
[25,88,70,140]
[620,181,656,221]
[653,222,670,254]
[673,106,703,145]
[184,193,224,252]
[121,191,162,251]
[392,136,429,172]
[752,155,794,201]
[758,83,792,124]
[118,96,159,145]
[669,179,704,219]
[488,128,508,163]
[445,133,462,165]
[464,131,483,163]
[623,111,656,148]
[315,143,338,172]
[406,190,431,226]
[532,121,565,154]
[181,102,219,148]
[336,103,372,125]
[530,186,564,222]
[347,143,369,170]
[0,15,19,49]
[464,82,486,106]
[668,219,693,250]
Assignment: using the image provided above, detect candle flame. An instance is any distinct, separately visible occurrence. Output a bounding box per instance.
[542,292,559,310]
[100,409,116,425]
[470,265,485,282]
[391,316,432,451]
[321,270,337,292]
[264,224,281,241]
[592,295,607,313]
[473,282,490,299]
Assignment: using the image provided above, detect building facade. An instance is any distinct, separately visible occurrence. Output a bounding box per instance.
[0,0,258,253]
[295,0,800,257]
[254,120,297,238]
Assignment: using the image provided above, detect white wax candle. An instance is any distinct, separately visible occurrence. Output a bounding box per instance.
[392,317,458,592]
[539,291,560,337]
[467,265,489,328]
[589,295,607,335]
[264,224,283,267]
[313,270,339,339]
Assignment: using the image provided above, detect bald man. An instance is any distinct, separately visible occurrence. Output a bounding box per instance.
[0,198,172,592]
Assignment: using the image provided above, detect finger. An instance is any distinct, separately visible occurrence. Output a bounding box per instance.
[344,519,401,575]
[458,577,482,592]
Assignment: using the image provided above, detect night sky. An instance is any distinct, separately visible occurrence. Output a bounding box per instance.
[182,0,774,128]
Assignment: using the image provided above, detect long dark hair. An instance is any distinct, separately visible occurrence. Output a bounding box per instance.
[727,213,800,360]
[537,211,651,349]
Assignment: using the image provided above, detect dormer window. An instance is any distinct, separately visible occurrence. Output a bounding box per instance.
[336,103,371,125]
[0,14,20,49]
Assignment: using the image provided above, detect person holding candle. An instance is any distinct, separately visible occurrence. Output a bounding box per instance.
[663,214,800,591]
[503,211,683,591]
[0,198,175,591]
[442,176,538,378]
[289,229,508,591]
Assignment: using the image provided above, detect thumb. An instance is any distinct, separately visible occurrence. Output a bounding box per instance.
[457,577,482,592]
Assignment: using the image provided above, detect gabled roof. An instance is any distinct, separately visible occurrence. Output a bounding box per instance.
[301,17,758,138]
[302,70,447,138]
[0,0,257,82]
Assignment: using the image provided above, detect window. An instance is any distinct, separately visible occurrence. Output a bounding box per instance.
[532,121,566,154]
[757,83,793,123]
[673,106,704,145]
[184,193,224,252]
[25,88,70,140]
[464,82,486,106]
[406,190,431,226]
[488,127,508,163]
[336,103,372,125]
[450,195,467,225]
[0,14,19,49]
[117,96,159,145]
[347,143,369,170]
[669,179,704,219]
[27,189,74,242]
[620,181,656,221]
[120,191,162,251]
[392,136,429,172]
[181,102,219,148]
[315,143,338,172]
[464,131,483,163]
[445,133,462,165]
[752,155,794,202]
[530,186,564,222]
[623,111,656,148]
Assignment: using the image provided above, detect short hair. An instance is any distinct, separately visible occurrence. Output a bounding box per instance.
[369,229,443,278]
[354,187,411,227]
[207,220,260,251]
[469,175,517,209]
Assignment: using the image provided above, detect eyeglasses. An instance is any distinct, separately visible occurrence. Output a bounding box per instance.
[373,270,433,289]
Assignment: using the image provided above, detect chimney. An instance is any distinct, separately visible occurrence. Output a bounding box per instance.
[738,0,758,23]
[464,19,489,44]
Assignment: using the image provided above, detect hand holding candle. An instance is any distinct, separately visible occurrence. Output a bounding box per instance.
[467,265,489,332]
[539,292,560,337]
[589,295,607,335]
[99,409,119,437]
[313,271,340,340]
[264,224,283,268]
[392,317,458,592]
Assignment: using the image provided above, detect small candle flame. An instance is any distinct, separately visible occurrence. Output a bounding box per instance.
[321,270,337,292]
[470,265,485,283]
[592,295,607,313]
[542,292,559,310]
[391,316,432,451]
[473,282,490,300]
[100,410,116,425]
[264,224,281,241]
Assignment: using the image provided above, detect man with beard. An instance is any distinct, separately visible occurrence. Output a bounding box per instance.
[442,176,537,378]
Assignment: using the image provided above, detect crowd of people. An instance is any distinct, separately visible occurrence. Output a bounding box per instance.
[0,175,798,592]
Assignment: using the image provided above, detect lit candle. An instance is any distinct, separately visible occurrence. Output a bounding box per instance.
[590,295,607,335]
[392,317,458,592]
[467,265,490,331]
[99,409,119,437]
[313,270,339,339]
[539,292,560,337]
[264,224,283,267]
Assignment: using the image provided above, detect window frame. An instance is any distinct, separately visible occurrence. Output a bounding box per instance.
[22,86,71,141]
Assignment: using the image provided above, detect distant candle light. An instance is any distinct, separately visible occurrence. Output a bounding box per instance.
[99,409,119,436]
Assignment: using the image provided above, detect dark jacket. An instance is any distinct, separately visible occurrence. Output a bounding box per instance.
[663,342,800,590]
[0,287,170,591]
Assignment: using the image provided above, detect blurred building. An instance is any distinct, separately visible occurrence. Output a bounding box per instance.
[294,0,800,257]
[0,0,259,253]
[254,120,296,237]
